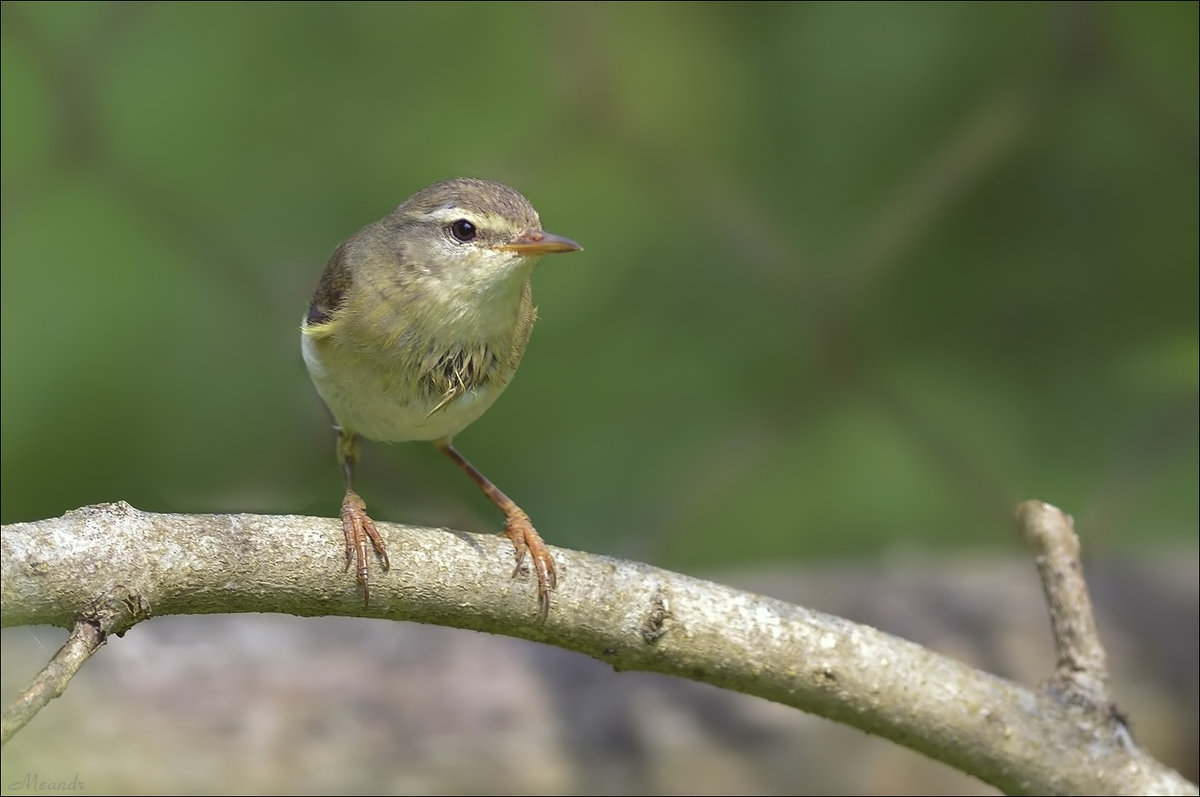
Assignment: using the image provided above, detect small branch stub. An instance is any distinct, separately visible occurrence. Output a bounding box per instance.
[1015,500,1112,709]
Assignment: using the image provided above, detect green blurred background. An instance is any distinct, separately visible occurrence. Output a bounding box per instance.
[2,2,1196,572]
[2,3,1197,794]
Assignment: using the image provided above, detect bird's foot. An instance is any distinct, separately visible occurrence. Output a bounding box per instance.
[341,491,390,606]
[503,509,557,623]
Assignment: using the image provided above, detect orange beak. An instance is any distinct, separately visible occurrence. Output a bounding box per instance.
[498,230,583,256]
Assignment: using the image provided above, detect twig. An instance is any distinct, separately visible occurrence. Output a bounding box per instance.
[1,620,106,744]
[1016,500,1112,707]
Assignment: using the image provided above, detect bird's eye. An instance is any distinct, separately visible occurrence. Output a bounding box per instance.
[449,219,477,243]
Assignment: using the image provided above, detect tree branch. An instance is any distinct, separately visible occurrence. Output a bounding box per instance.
[1017,500,1113,708]
[1,501,1194,794]
[0,619,106,742]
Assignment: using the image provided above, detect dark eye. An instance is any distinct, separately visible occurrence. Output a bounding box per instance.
[449,219,476,242]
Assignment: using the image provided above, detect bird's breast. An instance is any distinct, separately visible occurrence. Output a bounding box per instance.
[302,321,520,443]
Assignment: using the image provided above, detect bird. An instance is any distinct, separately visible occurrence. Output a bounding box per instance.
[301,177,581,620]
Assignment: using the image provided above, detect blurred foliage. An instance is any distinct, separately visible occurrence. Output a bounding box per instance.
[2,1,1196,574]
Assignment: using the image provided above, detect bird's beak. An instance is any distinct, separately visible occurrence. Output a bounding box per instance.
[498,230,583,256]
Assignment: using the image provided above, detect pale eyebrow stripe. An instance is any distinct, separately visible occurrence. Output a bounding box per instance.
[424,207,506,227]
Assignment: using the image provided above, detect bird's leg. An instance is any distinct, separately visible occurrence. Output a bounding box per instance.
[436,441,556,622]
[337,428,389,605]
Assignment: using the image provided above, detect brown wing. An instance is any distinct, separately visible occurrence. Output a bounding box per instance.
[306,243,353,326]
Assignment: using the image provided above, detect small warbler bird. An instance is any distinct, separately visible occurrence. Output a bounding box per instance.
[302,178,581,619]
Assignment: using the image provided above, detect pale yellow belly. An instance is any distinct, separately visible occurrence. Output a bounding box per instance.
[302,333,507,443]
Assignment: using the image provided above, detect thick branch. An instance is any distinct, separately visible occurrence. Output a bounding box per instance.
[1,502,1194,795]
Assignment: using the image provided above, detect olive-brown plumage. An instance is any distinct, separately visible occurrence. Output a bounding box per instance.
[302,178,581,618]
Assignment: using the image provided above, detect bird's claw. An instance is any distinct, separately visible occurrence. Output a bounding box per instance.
[504,511,556,623]
[341,491,390,606]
